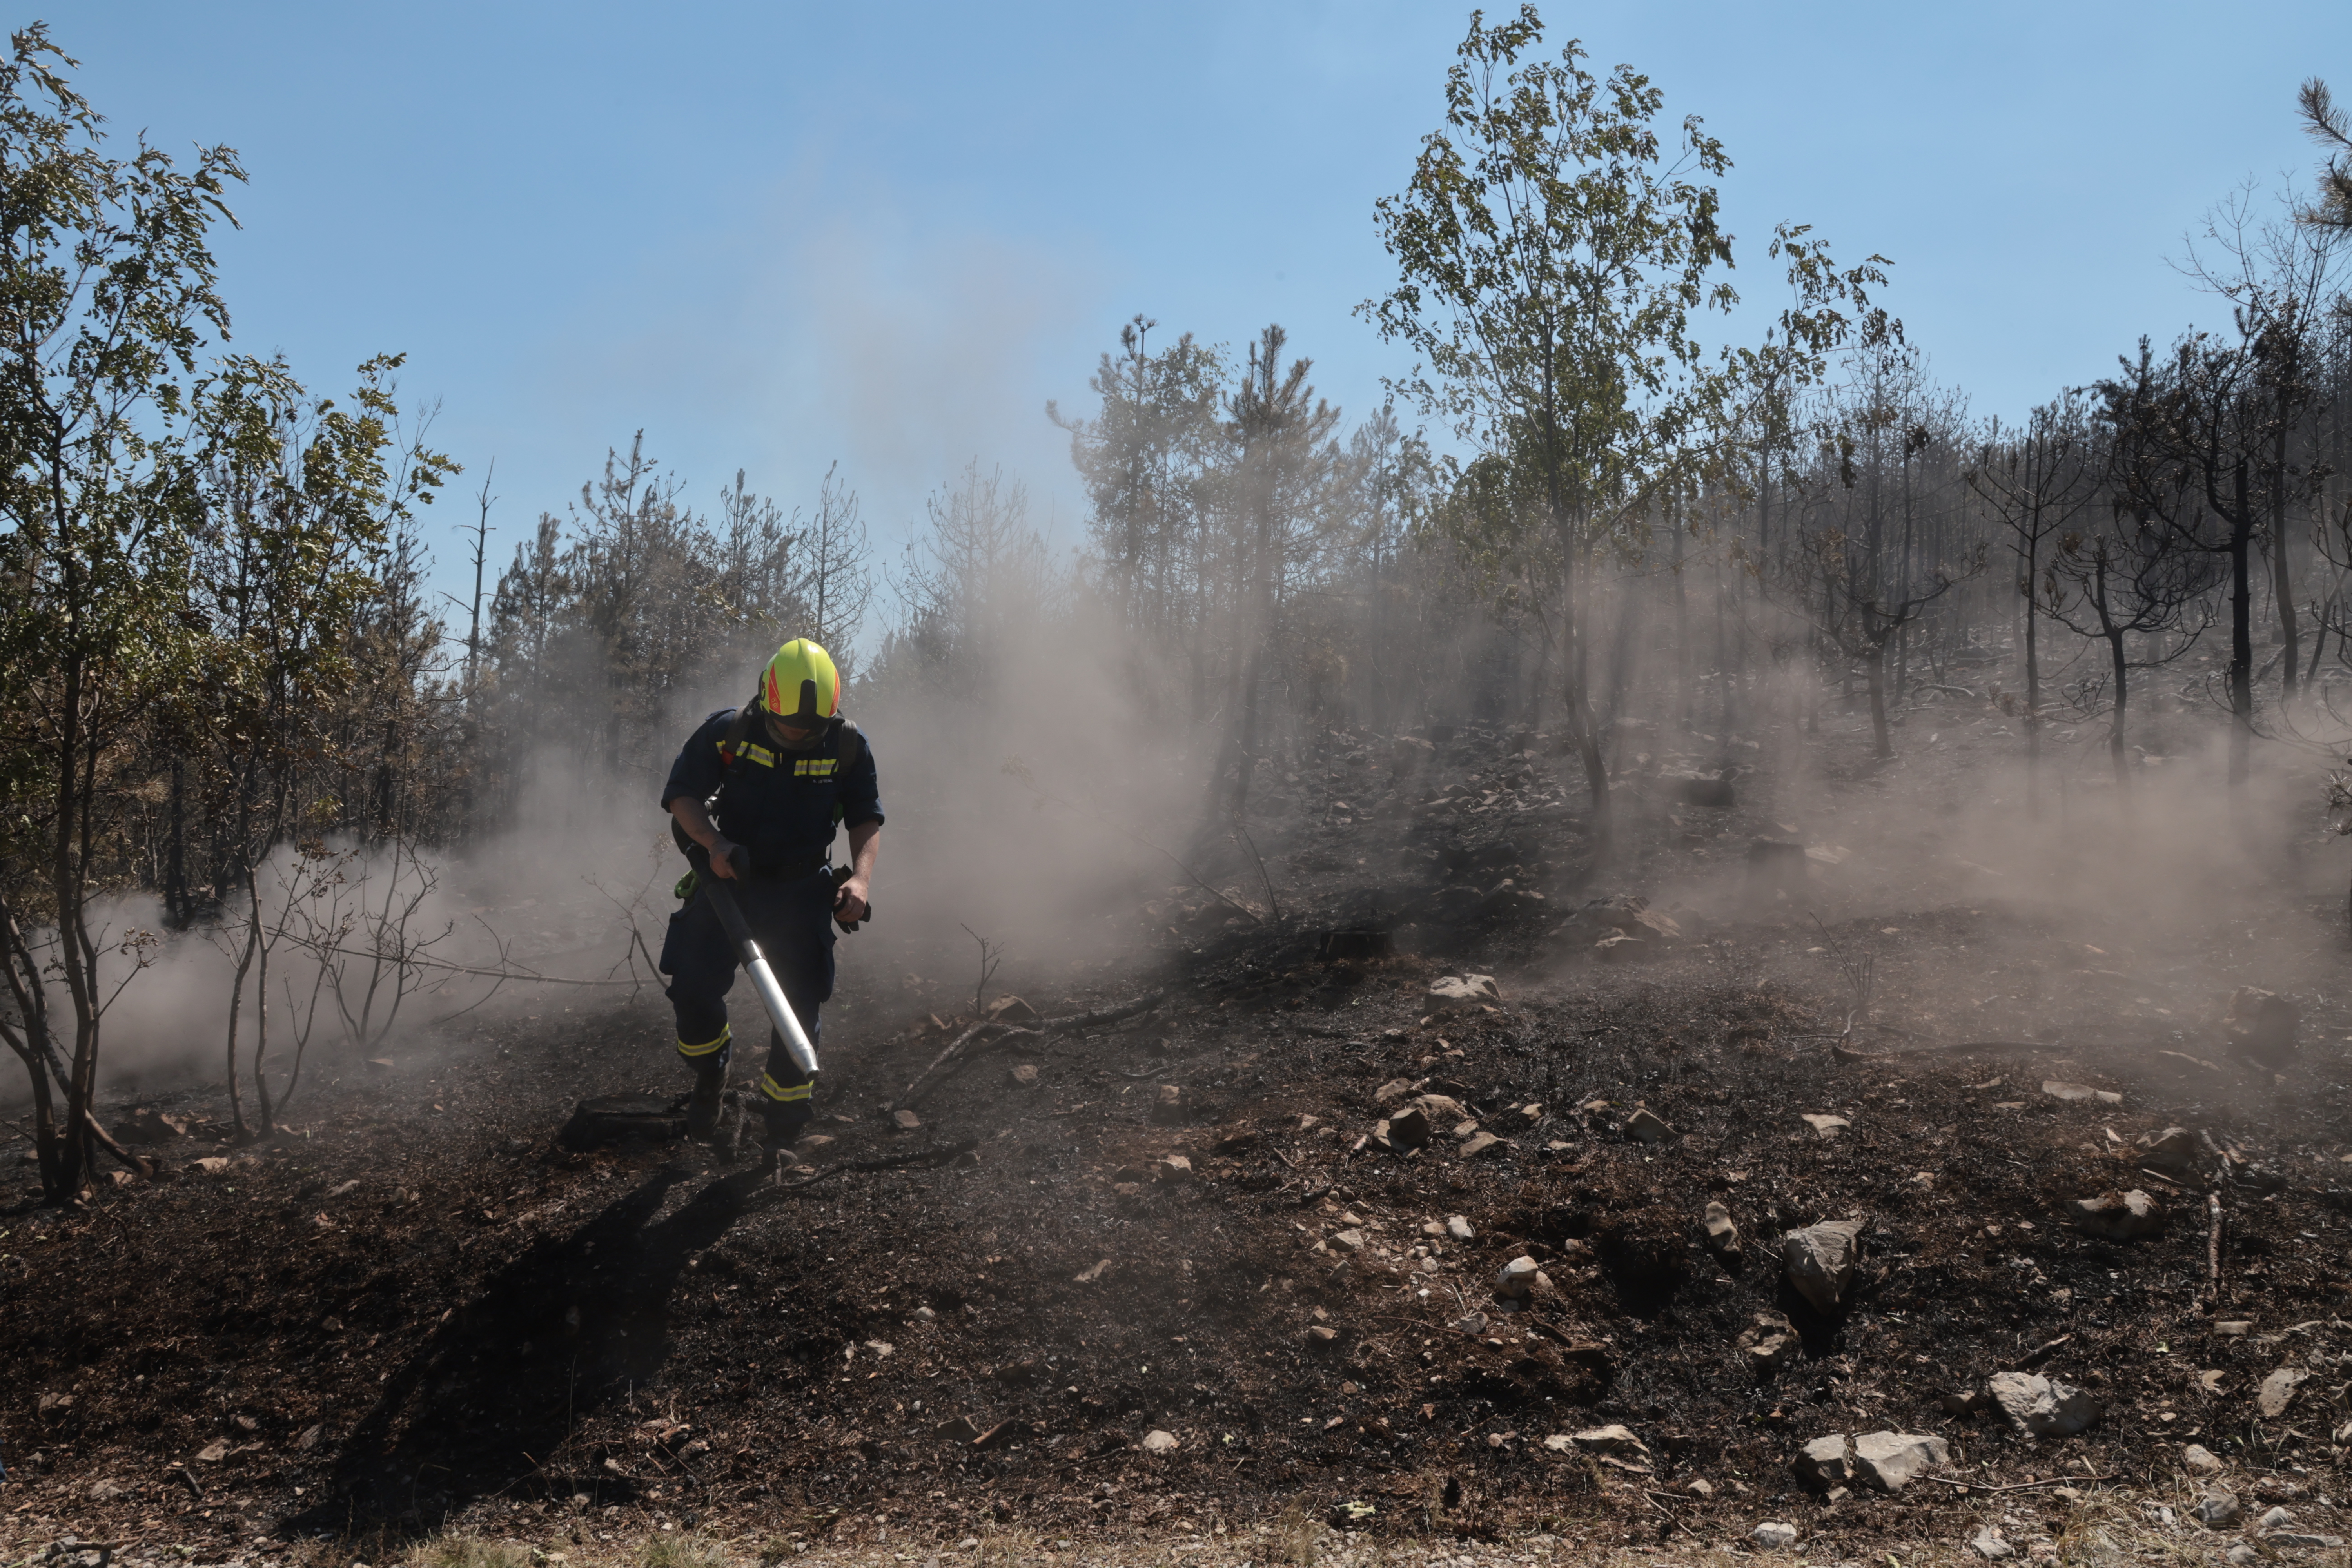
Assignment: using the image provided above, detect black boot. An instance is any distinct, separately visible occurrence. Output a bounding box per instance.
[686,1065,727,1141]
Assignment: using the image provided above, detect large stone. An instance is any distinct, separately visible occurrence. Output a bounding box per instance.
[1988,1372,2103,1437]
[2066,1189,2165,1240]
[1791,1434,1851,1488]
[1851,1431,1949,1493]
[1753,1522,1799,1551]
[1458,1130,1503,1158]
[1738,1311,1800,1380]
[1781,1219,1866,1312]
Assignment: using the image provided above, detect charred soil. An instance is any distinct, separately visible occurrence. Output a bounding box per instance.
[7,711,2352,1559]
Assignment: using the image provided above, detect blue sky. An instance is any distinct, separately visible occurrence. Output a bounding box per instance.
[41,1,2352,630]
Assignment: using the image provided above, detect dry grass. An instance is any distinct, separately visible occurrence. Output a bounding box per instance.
[405,1535,534,1568]
[639,1535,733,1568]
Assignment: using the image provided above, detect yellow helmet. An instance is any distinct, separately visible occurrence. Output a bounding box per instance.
[760,639,840,723]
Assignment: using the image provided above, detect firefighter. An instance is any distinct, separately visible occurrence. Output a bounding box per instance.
[659,638,880,1168]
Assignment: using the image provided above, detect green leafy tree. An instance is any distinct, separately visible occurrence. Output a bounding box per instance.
[1362,5,1740,834]
[0,25,247,1198]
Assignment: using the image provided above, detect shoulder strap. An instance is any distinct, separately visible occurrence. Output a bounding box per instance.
[715,695,764,773]
[832,717,866,775]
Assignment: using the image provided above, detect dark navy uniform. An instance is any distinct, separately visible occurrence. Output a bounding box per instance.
[657,710,882,1141]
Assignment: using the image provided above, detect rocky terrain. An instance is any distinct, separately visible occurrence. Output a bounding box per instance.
[5,701,2352,1568]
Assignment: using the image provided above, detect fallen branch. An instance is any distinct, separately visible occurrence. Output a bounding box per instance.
[888,991,1165,1112]
[1927,1474,2117,1494]
[2205,1190,2224,1306]
[889,1022,1008,1113]
[762,1139,981,1195]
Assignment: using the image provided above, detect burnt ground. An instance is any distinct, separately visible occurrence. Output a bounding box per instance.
[6,700,2352,1563]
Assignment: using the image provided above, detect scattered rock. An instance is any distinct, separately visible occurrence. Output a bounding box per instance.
[891,1109,922,1131]
[1970,1526,2015,1560]
[1306,1325,1338,1345]
[1851,1431,1948,1493]
[1737,1311,1800,1380]
[37,1392,71,1419]
[1593,933,1659,963]
[1140,1429,1179,1454]
[2228,1546,2260,1566]
[2041,1080,2120,1104]
[1683,1478,1714,1499]
[1446,1214,1475,1241]
[1800,1114,1849,1138]
[195,1439,230,1463]
[2183,1444,2223,1475]
[1780,1218,1866,1312]
[1373,1077,1419,1107]
[1427,974,1503,1011]
[1987,1372,2103,1437]
[2065,1189,2165,1240]
[1495,1256,1542,1298]
[1624,1107,1674,1143]
[1332,1228,1368,1253]
[191,1156,231,1176]
[1570,1424,1649,1455]
[2257,1367,2308,1419]
[2268,1534,2347,1551]
[2136,1126,2201,1173]
[933,1416,982,1443]
[1459,1131,1502,1158]
[2194,1492,2243,1529]
[1008,1063,1040,1087]
[1410,1093,1468,1123]
[1753,1521,1800,1551]
[1149,1084,1185,1125]
[1704,1200,1741,1258]
[1380,1107,1431,1150]
[1153,1154,1192,1183]
[2260,1507,2295,1531]
[1791,1434,1851,1488]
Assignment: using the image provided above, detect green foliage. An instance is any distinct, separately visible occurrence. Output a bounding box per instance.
[1362,3,1738,542]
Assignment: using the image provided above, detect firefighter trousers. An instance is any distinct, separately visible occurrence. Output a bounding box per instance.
[658,869,836,1143]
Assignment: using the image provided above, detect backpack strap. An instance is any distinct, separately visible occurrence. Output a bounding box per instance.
[715,694,764,773]
[833,717,866,776]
